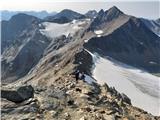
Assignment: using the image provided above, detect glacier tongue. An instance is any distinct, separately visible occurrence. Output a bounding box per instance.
[88,51,160,116]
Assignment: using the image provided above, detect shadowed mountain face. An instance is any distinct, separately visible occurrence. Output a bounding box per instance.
[141,18,160,36]
[1,14,51,83]
[1,13,42,52]
[44,9,86,23]
[84,12,160,73]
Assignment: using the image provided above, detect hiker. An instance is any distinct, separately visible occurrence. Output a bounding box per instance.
[75,70,80,81]
[80,72,85,81]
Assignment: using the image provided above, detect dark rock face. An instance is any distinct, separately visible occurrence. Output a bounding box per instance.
[1,85,34,103]
[1,13,41,52]
[141,18,160,36]
[73,49,93,76]
[44,9,86,23]
[89,6,123,30]
[85,17,160,73]
[156,18,160,24]
[1,13,51,83]
[121,93,131,105]
[1,30,50,83]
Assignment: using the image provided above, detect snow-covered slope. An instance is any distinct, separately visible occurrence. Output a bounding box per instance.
[86,50,160,116]
[40,19,90,39]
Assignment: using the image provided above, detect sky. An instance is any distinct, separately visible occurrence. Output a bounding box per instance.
[0,0,159,19]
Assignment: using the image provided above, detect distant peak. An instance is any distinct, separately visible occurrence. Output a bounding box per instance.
[86,10,97,14]
[98,9,105,16]
[13,13,28,17]
[99,9,105,14]
[85,10,98,18]
[156,18,160,23]
[60,9,76,13]
[107,6,123,14]
[57,9,83,16]
[110,6,120,10]
[10,13,37,20]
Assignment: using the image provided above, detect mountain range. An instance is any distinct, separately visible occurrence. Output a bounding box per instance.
[1,6,160,119]
[1,10,57,20]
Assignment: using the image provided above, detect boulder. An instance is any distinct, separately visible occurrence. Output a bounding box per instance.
[1,85,34,103]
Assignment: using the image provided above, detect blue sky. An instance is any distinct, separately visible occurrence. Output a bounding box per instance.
[0,0,159,19]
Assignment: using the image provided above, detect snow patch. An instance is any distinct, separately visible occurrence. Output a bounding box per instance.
[149,61,157,64]
[72,19,77,24]
[97,35,102,37]
[94,30,103,35]
[86,50,160,116]
[84,39,89,43]
[39,40,45,44]
[139,42,143,45]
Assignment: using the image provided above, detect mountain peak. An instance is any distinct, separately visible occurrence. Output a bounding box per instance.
[106,6,123,16]
[96,6,123,20]
[11,13,31,19]
[60,9,76,14]
[108,6,122,12]
[88,6,125,30]
[45,9,85,23]
[156,18,160,24]
[10,13,40,22]
[98,9,105,15]
[85,10,97,19]
[55,9,83,18]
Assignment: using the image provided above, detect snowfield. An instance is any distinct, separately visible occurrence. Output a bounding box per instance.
[40,19,88,39]
[86,50,160,116]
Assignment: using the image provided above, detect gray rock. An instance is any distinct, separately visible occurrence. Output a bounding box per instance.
[1,85,34,103]
[121,93,131,105]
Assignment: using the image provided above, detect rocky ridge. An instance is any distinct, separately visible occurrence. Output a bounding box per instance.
[1,75,159,120]
[1,6,160,120]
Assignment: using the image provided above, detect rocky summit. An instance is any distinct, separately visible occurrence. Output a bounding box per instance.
[1,5,160,120]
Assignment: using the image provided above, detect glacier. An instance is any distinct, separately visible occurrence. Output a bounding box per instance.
[86,50,160,116]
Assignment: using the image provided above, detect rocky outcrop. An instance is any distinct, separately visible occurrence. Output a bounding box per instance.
[121,93,131,105]
[1,76,159,120]
[73,49,93,76]
[1,85,34,103]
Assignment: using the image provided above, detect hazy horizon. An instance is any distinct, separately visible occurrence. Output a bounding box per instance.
[0,0,159,19]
